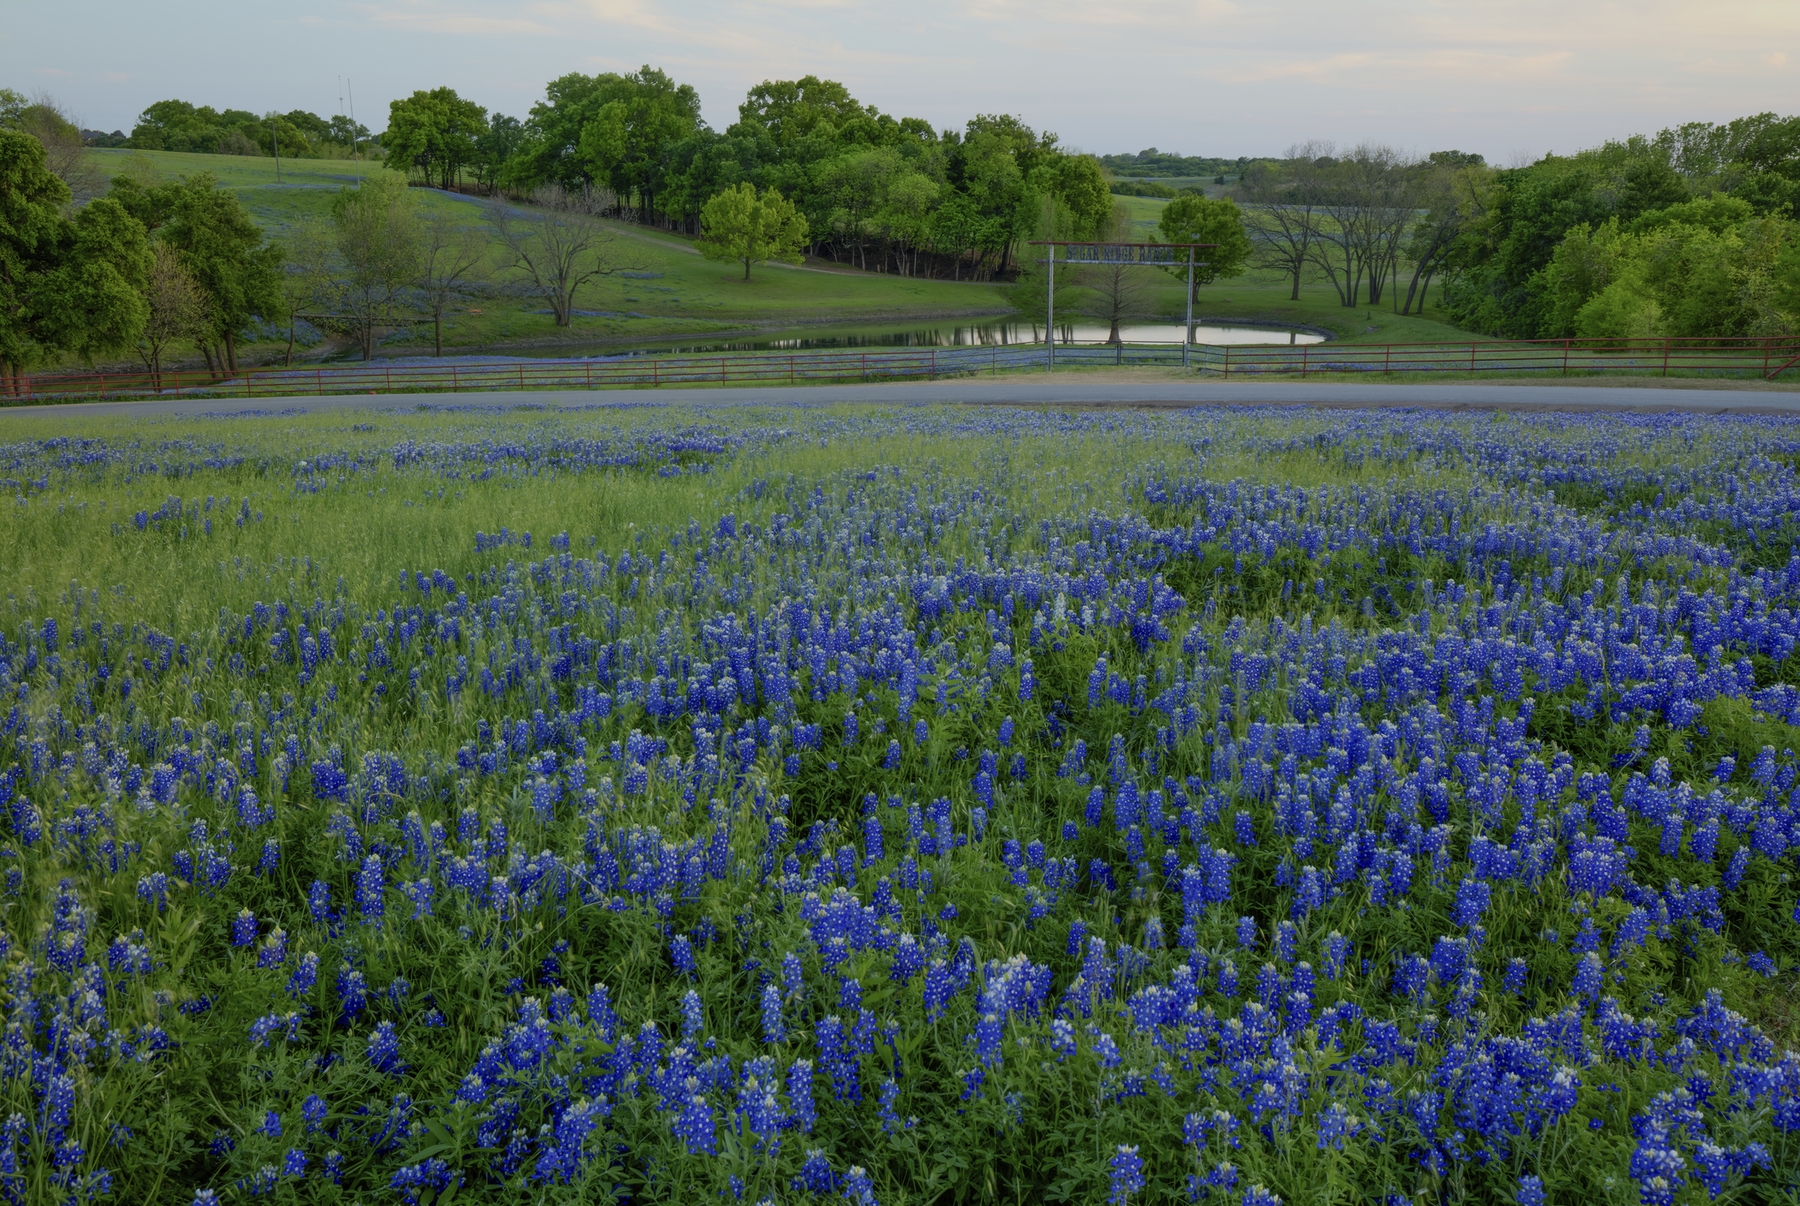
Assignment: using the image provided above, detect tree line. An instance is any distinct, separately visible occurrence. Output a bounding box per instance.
[124,99,374,161]
[3,107,687,388]
[376,69,1117,281]
[1432,113,1800,341]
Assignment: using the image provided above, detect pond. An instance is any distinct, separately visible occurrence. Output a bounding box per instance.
[536,319,1325,358]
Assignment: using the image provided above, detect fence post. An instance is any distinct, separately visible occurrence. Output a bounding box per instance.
[99,374,107,401]
[1765,338,1772,379]
[861,353,867,382]
[931,350,937,381]
[1662,338,1671,378]
[585,362,592,389]
[317,369,323,395]
[453,366,459,393]
[721,357,726,385]
[1469,343,1476,375]
[1563,339,1570,376]
[654,360,660,388]
[790,355,795,385]
[517,364,525,392]
[1383,344,1391,376]
[1300,345,1308,378]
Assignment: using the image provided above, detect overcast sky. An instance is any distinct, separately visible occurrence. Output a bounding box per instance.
[5,0,1797,162]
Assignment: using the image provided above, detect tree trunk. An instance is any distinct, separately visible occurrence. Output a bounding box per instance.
[201,343,217,378]
[435,307,443,356]
[743,259,752,281]
[224,329,238,373]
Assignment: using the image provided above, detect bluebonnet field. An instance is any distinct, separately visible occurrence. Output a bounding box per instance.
[0,402,1797,1206]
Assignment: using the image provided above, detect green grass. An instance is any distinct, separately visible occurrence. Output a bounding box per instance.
[83,149,1014,364]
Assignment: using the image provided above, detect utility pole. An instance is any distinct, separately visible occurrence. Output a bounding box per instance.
[347,79,360,165]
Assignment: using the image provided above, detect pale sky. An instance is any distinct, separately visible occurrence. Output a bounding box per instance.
[4,0,1796,162]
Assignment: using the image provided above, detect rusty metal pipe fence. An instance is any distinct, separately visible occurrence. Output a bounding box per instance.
[3,336,1797,406]
[1198,336,1800,381]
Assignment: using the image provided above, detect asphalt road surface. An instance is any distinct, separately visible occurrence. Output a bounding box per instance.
[5,378,1800,419]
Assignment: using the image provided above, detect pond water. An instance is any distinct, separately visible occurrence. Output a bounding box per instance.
[537,319,1325,358]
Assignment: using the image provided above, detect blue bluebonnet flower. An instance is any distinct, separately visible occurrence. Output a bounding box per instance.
[230,909,257,948]
[368,1021,402,1075]
[1108,1146,1144,1204]
[842,1165,878,1205]
[795,1148,835,1194]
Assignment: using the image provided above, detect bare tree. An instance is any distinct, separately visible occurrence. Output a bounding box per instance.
[135,243,209,390]
[1348,145,1421,308]
[1074,204,1156,346]
[488,185,641,328]
[415,210,489,355]
[1240,145,1329,301]
[1304,154,1367,307]
[21,93,105,203]
[1285,144,1424,308]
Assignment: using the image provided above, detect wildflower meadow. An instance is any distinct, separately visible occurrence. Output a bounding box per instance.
[0,402,1797,1206]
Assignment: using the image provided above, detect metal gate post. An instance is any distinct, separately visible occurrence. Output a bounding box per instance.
[1183,248,1193,370]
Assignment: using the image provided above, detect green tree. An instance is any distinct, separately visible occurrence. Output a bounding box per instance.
[818,147,900,269]
[384,88,487,190]
[697,183,807,280]
[473,114,524,194]
[734,77,865,151]
[329,176,419,359]
[0,129,150,392]
[135,241,208,389]
[114,172,282,373]
[1539,218,1638,337]
[575,66,702,224]
[506,73,614,190]
[1156,193,1252,302]
[1045,154,1112,240]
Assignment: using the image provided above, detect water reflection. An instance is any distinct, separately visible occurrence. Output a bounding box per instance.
[551,319,1324,358]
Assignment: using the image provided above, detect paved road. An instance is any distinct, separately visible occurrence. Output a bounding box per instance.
[6,378,1800,419]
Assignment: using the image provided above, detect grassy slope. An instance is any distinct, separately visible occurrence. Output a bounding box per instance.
[81,149,1480,367]
[85,149,1013,363]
